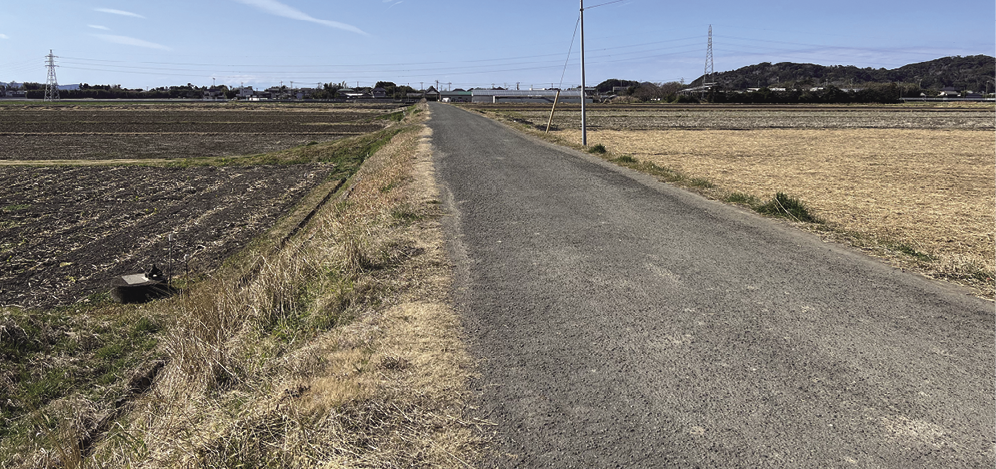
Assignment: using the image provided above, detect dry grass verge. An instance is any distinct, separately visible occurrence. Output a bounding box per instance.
[4,103,479,467]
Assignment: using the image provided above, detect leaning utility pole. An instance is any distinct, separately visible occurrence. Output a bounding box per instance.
[44,50,60,102]
[580,0,587,146]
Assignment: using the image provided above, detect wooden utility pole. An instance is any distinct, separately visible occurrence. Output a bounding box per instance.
[546,90,562,133]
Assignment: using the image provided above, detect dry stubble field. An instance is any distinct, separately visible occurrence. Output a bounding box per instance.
[477,104,995,296]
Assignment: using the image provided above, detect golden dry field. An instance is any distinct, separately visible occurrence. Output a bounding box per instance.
[477,104,995,296]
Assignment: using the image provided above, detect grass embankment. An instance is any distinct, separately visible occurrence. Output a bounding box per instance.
[1,103,480,467]
[471,106,994,298]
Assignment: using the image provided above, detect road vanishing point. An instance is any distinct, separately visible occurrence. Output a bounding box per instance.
[426,103,994,468]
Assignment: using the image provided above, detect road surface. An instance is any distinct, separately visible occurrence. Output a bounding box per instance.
[427,103,994,467]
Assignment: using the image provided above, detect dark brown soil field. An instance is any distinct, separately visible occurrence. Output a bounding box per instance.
[0,104,400,161]
[0,103,407,309]
[0,164,333,309]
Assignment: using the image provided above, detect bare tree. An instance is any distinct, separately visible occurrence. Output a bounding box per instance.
[631,82,684,102]
[632,82,661,102]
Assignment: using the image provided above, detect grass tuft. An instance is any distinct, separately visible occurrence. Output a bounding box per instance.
[612,155,638,164]
[390,204,425,224]
[688,177,714,188]
[889,242,937,262]
[756,192,822,223]
[588,143,607,154]
[724,192,760,205]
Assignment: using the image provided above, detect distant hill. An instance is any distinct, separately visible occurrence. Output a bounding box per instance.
[695,55,995,91]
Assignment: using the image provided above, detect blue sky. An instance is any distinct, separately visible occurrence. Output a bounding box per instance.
[1,0,992,90]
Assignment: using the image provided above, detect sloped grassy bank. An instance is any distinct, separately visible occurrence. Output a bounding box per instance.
[1,104,480,467]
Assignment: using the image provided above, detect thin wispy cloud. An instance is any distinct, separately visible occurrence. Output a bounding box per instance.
[88,25,110,30]
[0,34,8,40]
[95,8,145,19]
[233,0,368,36]
[93,34,171,51]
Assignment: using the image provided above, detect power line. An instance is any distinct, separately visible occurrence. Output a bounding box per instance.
[586,0,627,9]
[559,15,581,89]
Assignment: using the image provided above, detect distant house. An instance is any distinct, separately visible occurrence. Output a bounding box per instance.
[203,87,226,100]
[938,87,960,97]
[371,87,388,98]
[337,88,371,99]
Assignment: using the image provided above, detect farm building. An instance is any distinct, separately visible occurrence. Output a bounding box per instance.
[938,87,961,97]
[470,89,592,104]
[440,90,472,102]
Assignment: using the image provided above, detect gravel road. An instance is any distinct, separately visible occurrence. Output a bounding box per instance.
[427,103,994,468]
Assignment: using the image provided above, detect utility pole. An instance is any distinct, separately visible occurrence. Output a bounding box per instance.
[580,0,587,146]
[44,50,60,102]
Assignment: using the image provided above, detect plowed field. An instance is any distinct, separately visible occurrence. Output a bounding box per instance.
[0,103,402,308]
[0,164,332,308]
[0,104,399,161]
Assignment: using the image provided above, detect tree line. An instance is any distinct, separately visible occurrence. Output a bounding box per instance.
[9,81,421,100]
[598,80,979,104]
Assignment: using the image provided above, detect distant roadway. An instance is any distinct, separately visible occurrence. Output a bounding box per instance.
[427,102,994,467]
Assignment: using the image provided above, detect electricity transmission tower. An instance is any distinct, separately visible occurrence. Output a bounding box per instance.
[703,25,714,89]
[44,50,60,101]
